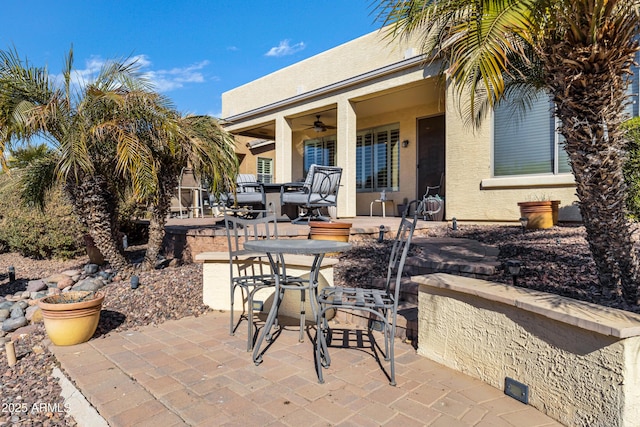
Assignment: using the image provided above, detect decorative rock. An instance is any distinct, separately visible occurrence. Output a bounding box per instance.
[0,309,9,321]
[47,287,61,296]
[43,274,71,285]
[84,264,99,274]
[25,305,41,322]
[29,309,43,324]
[11,324,39,339]
[10,306,24,319]
[2,316,27,332]
[72,274,82,281]
[21,291,31,299]
[61,269,81,277]
[72,277,105,292]
[13,300,28,311]
[0,301,13,310]
[57,277,75,289]
[30,292,47,300]
[26,279,47,292]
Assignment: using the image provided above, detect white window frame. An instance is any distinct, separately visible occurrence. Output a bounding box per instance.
[256,157,273,183]
[355,123,400,193]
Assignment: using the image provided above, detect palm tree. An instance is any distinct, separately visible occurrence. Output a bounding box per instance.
[0,48,238,273]
[141,114,238,270]
[376,0,640,303]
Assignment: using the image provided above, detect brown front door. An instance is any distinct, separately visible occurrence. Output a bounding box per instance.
[417,115,445,200]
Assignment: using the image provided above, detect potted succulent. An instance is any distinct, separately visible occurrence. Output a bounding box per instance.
[518,195,560,229]
[38,291,104,346]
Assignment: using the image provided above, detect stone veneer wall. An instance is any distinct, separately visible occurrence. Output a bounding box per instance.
[414,273,640,427]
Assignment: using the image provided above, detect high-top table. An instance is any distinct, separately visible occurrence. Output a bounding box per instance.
[243,239,351,365]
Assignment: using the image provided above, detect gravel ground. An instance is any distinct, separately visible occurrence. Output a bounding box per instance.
[1,223,637,425]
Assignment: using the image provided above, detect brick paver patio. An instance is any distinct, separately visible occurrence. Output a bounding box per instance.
[52,310,563,426]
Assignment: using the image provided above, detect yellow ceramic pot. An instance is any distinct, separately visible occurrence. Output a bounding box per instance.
[38,291,104,346]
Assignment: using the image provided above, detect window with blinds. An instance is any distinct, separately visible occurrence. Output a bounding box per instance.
[494,93,571,176]
[256,157,273,183]
[303,137,336,175]
[356,124,400,192]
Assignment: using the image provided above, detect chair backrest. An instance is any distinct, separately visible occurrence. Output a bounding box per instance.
[224,212,280,278]
[304,165,342,204]
[385,199,421,302]
[236,174,258,193]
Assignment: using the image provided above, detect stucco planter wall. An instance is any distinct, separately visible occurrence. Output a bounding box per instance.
[413,273,640,427]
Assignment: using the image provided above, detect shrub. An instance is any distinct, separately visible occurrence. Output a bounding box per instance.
[623,117,640,221]
[0,173,85,259]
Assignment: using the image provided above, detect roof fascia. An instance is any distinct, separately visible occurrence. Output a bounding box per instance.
[223,54,428,124]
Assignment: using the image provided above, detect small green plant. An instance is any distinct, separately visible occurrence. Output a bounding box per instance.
[622,117,640,221]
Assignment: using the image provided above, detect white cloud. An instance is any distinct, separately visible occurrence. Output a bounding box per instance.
[144,60,211,91]
[265,40,306,57]
[53,55,211,93]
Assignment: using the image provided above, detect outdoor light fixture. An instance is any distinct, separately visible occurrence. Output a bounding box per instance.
[452,217,458,231]
[519,217,529,234]
[378,225,385,243]
[7,266,15,282]
[131,275,140,289]
[506,260,522,286]
[402,139,410,148]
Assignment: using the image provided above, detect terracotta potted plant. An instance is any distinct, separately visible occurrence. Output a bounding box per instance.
[38,291,104,346]
[518,197,560,229]
[309,221,352,242]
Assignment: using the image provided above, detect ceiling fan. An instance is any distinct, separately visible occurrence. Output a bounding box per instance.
[303,115,336,132]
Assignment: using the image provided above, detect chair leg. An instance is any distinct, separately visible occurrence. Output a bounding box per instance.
[246,290,254,352]
[230,284,235,336]
[298,286,306,342]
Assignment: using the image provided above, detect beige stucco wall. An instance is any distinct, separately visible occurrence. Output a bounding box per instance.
[221,27,581,222]
[415,273,640,427]
[234,135,276,177]
[445,89,580,222]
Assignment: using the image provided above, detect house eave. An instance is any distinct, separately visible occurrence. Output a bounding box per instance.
[222,54,429,124]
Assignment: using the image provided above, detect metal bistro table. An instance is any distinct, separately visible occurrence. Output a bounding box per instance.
[243,239,351,365]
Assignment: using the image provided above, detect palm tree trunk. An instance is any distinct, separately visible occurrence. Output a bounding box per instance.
[143,173,175,270]
[65,174,131,274]
[538,6,640,303]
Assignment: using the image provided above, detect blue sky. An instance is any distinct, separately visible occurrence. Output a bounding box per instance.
[1,1,379,118]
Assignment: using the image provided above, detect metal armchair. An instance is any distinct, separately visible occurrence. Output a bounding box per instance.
[280,165,342,223]
[224,212,279,351]
[225,174,266,211]
[315,200,422,385]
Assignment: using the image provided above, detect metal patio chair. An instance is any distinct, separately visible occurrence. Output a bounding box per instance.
[315,200,422,385]
[223,173,267,212]
[281,164,342,223]
[224,211,280,351]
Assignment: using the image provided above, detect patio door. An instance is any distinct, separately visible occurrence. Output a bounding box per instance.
[417,115,445,200]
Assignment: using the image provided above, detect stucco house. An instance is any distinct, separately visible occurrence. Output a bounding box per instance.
[221,29,637,222]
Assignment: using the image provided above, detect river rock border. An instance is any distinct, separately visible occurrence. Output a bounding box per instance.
[0,263,113,336]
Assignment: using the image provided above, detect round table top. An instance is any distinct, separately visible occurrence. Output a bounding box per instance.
[244,239,351,255]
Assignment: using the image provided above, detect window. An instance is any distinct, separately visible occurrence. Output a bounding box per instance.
[301,124,400,192]
[494,93,571,177]
[303,137,336,174]
[256,157,273,183]
[356,124,400,192]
